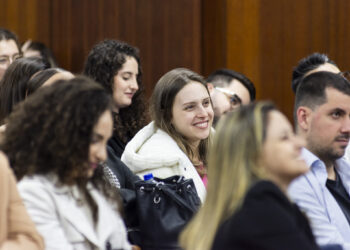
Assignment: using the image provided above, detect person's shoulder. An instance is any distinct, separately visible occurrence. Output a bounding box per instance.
[18,174,54,193]
[239,181,298,228]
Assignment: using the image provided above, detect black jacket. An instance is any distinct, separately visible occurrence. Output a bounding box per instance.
[106,145,140,190]
[212,180,319,250]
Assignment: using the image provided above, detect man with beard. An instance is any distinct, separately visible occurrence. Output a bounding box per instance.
[289,71,350,249]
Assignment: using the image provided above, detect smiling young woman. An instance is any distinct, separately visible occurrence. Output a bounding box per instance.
[121,68,214,202]
[84,40,148,159]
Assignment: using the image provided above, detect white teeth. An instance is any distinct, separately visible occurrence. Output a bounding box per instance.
[195,121,208,128]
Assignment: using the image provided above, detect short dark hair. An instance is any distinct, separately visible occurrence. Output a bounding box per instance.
[207,68,256,101]
[294,71,350,114]
[22,40,58,67]
[292,53,338,93]
[0,28,21,53]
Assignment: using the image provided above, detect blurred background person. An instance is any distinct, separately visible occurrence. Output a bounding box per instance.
[1,77,137,250]
[26,68,74,96]
[207,68,256,125]
[21,40,58,68]
[0,151,44,250]
[291,52,340,93]
[0,28,21,81]
[181,102,320,250]
[0,57,49,124]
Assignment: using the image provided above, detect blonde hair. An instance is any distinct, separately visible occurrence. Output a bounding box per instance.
[151,68,213,165]
[180,101,276,250]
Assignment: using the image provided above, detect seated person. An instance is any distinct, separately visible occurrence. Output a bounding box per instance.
[121,68,214,202]
[180,102,319,250]
[1,77,137,250]
[206,68,256,125]
[289,72,350,249]
[0,151,44,250]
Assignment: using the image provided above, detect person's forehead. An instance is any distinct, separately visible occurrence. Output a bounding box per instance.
[317,87,350,111]
[0,39,19,56]
[226,79,251,101]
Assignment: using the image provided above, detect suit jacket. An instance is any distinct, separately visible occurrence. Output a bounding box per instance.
[18,174,131,250]
[211,180,319,250]
[0,153,44,250]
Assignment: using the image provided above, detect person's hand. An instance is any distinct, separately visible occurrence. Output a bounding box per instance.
[132,245,141,250]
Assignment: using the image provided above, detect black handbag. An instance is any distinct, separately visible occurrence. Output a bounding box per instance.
[134,175,201,250]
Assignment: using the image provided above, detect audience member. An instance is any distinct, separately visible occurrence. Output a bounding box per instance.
[21,40,58,68]
[121,68,213,202]
[292,53,340,93]
[26,68,74,96]
[289,72,350,248]
[0,57,49,124]
[0,151,44,250]
[84,40,148,160]
[207,68,255,125]
[180,102,319,250]
[1,77,136,250]
[0,28,21,80]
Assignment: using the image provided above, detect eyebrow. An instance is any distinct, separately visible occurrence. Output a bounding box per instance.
[182,97,210,106]
[329,108,346,114]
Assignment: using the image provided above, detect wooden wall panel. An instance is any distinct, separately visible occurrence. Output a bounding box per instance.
[0,0,50,45]
[203,0,350,121]
[49,0,202,96]
[2,0,350,121]
[0,0,202,97]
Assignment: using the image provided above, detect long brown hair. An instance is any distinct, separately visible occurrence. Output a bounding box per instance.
[180,102,276,250]
[150,68,213,165]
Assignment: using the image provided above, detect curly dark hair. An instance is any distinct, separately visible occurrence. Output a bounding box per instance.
[1,76,122,221]
[83,39,149,144]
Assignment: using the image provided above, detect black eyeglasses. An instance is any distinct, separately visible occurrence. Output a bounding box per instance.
[215,87,242,108]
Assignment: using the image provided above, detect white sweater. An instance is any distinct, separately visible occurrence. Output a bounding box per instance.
[121,121,206,202]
